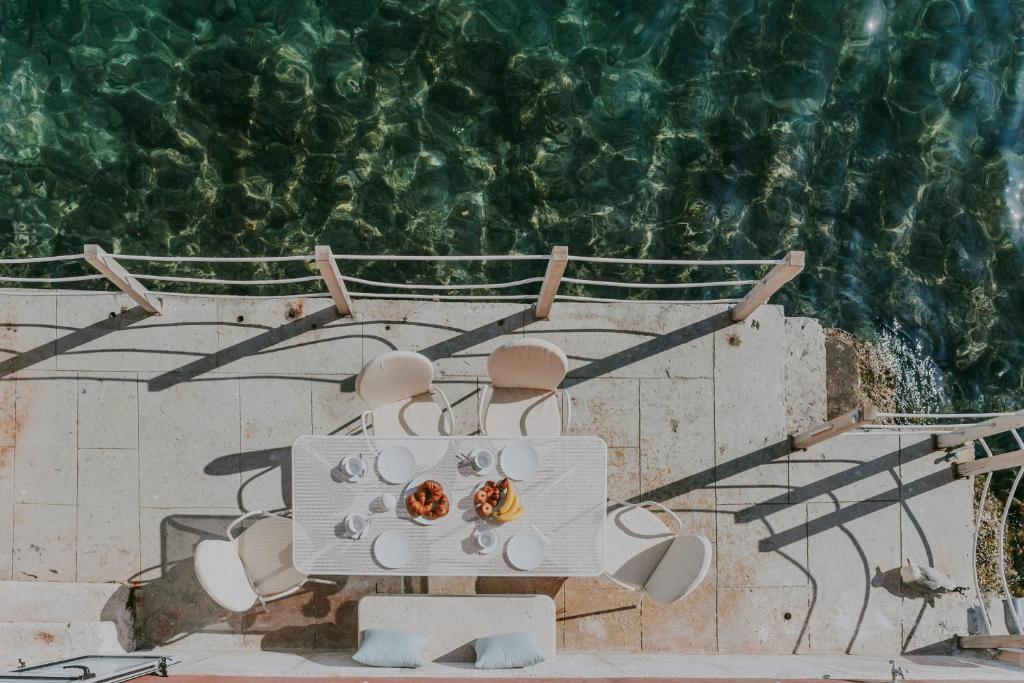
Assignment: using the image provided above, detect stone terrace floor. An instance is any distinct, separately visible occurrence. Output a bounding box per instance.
[0,290,974,655]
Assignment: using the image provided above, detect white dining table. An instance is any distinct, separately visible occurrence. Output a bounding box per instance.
[290,435,608,576]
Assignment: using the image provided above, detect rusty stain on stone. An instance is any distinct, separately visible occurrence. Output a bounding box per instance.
[286,300,304,320]
[727,332,742,346]
[34,630,55,644]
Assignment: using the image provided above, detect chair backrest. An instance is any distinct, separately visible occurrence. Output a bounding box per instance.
[193,539,258,613]
[356,351,434,408]
[643,533,713,604]
[486,339,568,391]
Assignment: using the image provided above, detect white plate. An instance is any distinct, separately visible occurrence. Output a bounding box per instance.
[377,445,416,484]
[373,531,412,569]
[500,442,539,480]
[506,531,545,571]
[402,477,449,526]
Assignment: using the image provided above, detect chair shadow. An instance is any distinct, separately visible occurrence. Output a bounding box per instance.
[130,511,369,652]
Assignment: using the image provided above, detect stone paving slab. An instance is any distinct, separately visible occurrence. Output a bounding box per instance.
[788,433,901,504]
[717,504,808,589]
[802,501,902,654]
[0,291,57,373]
[77,448,141,583]
[13,502,77,581]
[54,293,220,372]
[138,374,241,509]
[78,371,139,449]
[783,318,827,435]
[15,370,78,505]
[717,586,811,654]
[712,307,789,505]
[214,298,362,377]
[637,378,716,535]
[523,302,726,380]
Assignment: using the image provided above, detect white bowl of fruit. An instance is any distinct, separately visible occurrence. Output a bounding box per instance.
[473,478,524,524]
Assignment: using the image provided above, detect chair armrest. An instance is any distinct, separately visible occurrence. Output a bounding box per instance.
[478,384,492,436]
[431,385,455,436]
[226,510,267,541]
[559,388,572,435]
[260,584,304,607]
[607,499,682,536]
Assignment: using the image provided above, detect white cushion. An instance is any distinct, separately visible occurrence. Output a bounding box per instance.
[603,504,674,591]
[484,388,561,437]
[194,539,258,612]
[487,339,568,390]
[371,393,447,437]
[644,533,713,604]
[358,594,556,663]
[236,515,308,596]
[357,351,434,408]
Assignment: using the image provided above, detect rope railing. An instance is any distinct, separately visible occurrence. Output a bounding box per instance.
[0,245,806,320]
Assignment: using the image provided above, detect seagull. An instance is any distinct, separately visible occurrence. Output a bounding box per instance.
[900,559,967,595]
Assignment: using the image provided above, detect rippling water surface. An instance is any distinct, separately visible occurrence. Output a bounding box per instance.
[1,0,1022,410]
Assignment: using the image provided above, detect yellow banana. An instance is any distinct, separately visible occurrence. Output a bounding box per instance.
[497,504,524,523]
[497,485,519,515]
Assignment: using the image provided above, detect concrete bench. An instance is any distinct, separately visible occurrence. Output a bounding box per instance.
[357,594,556,663]
[0,581,134,668]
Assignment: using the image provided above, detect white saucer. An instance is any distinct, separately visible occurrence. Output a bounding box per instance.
[506,531,545,570]
[373,531,412,569]
[377,445,416,484]
[500,442,539,480]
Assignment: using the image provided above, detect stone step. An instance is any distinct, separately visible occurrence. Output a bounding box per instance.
[0,581,134,661]
[0,580,131,623]
[784,317,827,435]
[0,622,127,669]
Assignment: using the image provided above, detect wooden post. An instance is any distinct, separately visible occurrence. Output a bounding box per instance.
[83,244,160,314]
[534,245,568,319]
[954,448,1024,478]
[958,634,1024,649]
[732,251,805,322]
[790,402,878,451]
[315,245,353,317]
[935,411,1024,449]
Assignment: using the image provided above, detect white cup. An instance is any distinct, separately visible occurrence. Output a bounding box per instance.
[470,449,496,472]
[343,513,370,538]
[474,527,500,553]
[339,456,366,480]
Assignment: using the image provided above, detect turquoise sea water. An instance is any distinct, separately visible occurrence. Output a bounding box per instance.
[0,0,1022,411]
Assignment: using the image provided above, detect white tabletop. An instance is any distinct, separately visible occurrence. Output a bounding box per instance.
[291,435,608,576]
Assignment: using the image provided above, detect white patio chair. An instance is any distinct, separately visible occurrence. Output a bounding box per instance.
[604,500,712,604]
[194,510,324,613]
[479,339,571,437]
[356,351,454,437]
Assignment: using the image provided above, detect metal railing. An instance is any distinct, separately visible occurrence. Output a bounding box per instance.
[0,245,806,321]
